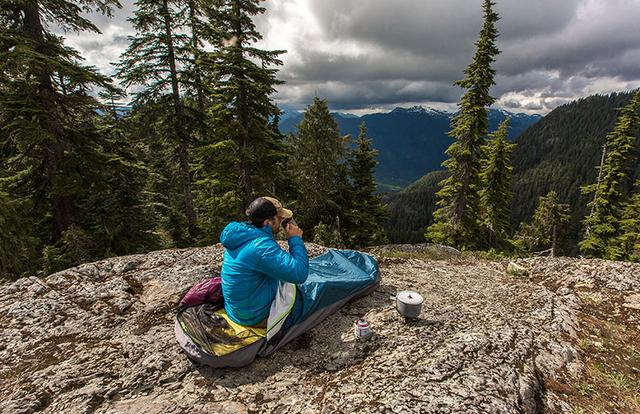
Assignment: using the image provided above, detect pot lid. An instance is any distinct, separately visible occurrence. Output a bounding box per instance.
[396,290,423,305]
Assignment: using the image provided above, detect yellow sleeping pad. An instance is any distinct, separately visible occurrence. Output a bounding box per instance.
[177,306,266,357]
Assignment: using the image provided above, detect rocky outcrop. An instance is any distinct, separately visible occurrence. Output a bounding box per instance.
[1,245,639,413]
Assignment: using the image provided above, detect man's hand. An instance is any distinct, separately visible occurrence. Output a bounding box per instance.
[285,222,303,238]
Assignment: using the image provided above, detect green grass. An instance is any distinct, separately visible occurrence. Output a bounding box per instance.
[606,372,634,391]
[575,381,597,397]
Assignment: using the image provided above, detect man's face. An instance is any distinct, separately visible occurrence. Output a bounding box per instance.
[266,215,284,233]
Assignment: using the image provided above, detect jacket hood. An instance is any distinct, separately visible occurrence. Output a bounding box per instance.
[220,221,273,250]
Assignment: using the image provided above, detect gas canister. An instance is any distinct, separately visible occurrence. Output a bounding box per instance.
[354,319,372,339]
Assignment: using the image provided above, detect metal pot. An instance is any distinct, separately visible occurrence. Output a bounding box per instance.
[396,290,423,319]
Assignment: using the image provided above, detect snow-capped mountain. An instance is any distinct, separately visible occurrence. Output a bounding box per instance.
[279,106,542,189]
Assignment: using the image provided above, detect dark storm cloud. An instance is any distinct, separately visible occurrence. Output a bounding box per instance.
[282,46,460,83]
[267,0,640,112]
[497,3,640,78]
[278,79,462,110]
[578,49,640,81]
[491,71,591,101]
[308,0,581,57]
[70,0,640,112]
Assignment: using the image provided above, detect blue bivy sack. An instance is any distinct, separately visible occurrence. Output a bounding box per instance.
[175,249,379,368]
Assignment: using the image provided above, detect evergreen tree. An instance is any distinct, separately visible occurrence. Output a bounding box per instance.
[185,0,206,112]
[514,191,570,257]
[347,122,388,247]
[122,104,187,246]
[0,193,38,279]
[615,180,640,262]
[116,0,199,242]
[40,106,161,272]
[0,0,119,241]
[288,97,350,240]
[199,0,288,205]
[0,0,157,274]
[426,0,500,249]
[89,110,162,254]
[580,89,640,259]
[479,118,515,246]
[192,137,240,245]
[268,112,299,203]
[312,222,345,249]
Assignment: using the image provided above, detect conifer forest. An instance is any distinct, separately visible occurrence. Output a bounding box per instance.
[1,0,639,281]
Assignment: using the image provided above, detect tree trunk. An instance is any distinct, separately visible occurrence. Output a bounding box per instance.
[586,141,608,237]
[232,0,253,203]
[187,0,205,111]
[161,0,198,241]
[24,0,73,241]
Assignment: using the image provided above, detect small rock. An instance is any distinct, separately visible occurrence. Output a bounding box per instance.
[507,262,529,277]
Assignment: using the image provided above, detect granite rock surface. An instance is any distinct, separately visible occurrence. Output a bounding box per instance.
[1,244,639,413]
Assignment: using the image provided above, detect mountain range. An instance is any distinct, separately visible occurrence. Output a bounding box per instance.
[279,106,541,191]
[109,103,540,193]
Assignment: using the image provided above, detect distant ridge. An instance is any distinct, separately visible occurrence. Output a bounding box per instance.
[279,105,541,189]
[384,91,640,249]
[105,103,541,192]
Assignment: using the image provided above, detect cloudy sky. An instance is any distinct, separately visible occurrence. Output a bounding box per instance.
[63,0,640,114]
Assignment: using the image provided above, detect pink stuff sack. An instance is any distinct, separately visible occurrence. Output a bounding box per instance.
[179,276,223,308]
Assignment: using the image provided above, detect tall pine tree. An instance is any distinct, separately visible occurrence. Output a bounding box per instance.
[191,137,240,244]
[426,0,500,249]
[87,108,161,254]
[580,88,640,259]
[615,180,640,262]
[0,192,37,279]
[479,118,515,246]
[199,0,288,205]
[0,0,118,241]
[288,97,350,240]
[347,122,388,248]
[40,100,161,271]
[185,0,207,112]
[1,0,156,274]
[116,0,199,243]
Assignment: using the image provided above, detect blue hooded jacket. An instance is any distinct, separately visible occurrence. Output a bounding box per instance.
[219,221,309,326]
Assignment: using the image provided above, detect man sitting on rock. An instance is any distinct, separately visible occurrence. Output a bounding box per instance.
[176,196,379,367]
[219,196,308,327]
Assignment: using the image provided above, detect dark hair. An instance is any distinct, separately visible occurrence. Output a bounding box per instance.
[245,197,277,227]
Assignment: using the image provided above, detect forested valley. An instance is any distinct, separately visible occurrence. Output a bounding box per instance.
[387,91,640,257]
[2,0,639,282]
